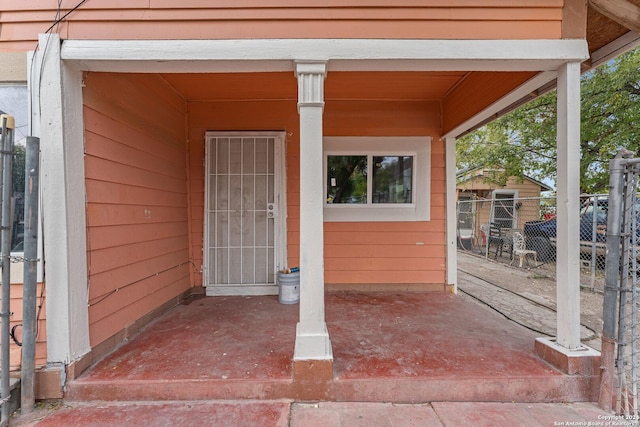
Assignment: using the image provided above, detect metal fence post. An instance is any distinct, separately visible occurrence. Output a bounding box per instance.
[0,115,14,427]
[486,198,495,260]
[20,137,40,414]
[629,168,639,417]
[615,164,637,414]
[590,195,599,289]
[599,150,629,411]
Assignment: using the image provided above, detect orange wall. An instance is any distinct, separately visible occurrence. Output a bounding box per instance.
[188,95,445,287]
[83,73,191,348]
[325,100,445,285]
[0,1,564,50]
[3,282,47,370]
[187,99,300,286]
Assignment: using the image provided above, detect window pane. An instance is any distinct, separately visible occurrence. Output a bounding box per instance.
[0,85,28,253]
[372,156,413,204]
[326,156,367,204]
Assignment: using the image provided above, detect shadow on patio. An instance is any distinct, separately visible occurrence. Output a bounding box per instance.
[65,292,598,403]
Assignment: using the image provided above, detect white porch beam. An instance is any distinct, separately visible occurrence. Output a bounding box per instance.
[445,137,457,292]
[555,61,582,350]
[60,39,589,73]
[293,61,333,361]
[35,34,90,363]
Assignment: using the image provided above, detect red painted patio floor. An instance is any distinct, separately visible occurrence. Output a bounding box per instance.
[65,292,597,403]
[13,401,611,427]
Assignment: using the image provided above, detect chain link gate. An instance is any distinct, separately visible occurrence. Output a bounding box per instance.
[599,150,640,417]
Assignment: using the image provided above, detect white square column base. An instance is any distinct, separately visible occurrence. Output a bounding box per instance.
[293,322,333,361]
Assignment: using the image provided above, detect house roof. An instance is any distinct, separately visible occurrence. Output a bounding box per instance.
[456,167,554,192]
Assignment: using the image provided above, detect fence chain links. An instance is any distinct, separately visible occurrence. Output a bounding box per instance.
[457,194,608,284]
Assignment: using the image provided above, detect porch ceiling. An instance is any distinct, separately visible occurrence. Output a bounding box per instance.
[587,0,640,52]
[160,71,468,102]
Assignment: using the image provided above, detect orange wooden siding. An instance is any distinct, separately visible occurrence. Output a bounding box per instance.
[187,99,300,287]
[187,75,446,287]
[83,73,191,348]
[1,282,47,370]
[320,100,445,285]
[0,1,564,50]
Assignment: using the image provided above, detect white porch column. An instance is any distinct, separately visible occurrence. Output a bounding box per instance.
[35,34,90,363]
[555,61,582,349]
[293,61,333,361]
[445,137,458,293]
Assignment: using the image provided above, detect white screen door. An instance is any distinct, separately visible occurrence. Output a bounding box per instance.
[204,132,286,296]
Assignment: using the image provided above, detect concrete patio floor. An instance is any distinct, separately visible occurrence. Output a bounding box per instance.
[61,292,598,403]
[12,400,612,426]
[7,291,612,426]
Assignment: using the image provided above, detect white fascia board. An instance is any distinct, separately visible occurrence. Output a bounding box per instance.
[61,39,589,73]
[442,70,557,139]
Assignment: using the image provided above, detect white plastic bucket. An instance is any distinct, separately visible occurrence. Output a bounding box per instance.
[278,271,300,304]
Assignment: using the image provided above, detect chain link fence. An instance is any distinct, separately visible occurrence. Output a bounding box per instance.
[457,193,610,291]
[456,161,640,416]
[599,153,640,417]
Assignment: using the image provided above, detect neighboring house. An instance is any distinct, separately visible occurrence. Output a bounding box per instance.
[0,0,639,398]
[456,168,553,247]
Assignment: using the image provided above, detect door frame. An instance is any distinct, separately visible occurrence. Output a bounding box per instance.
[203,131,288,295]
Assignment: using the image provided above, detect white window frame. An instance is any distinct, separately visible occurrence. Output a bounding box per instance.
[323,136,430,222]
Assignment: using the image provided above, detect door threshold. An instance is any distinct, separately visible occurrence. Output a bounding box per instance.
[206,285,279,296]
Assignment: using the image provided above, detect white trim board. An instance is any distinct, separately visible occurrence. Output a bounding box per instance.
[60,39,589,73]
[206,285,279,297]
[445,137,457,290]
[35,33,90,363]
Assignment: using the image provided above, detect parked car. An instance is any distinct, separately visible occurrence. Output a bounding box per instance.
[523,197,631,262]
